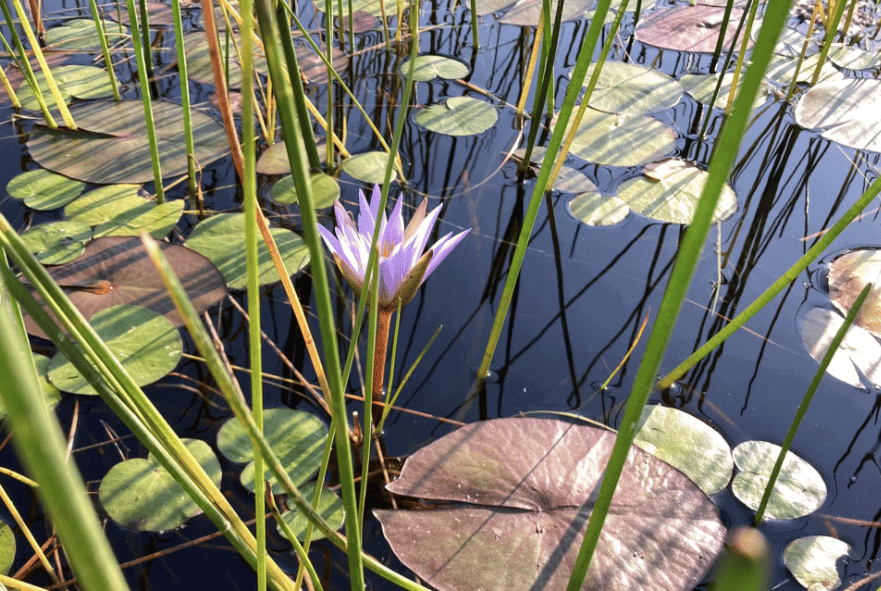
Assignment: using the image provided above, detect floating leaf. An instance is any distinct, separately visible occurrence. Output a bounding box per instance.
[784,536,850,591]
[415,97,498,136]
[635,6,747,53]
[499,0,593,25]
[633,405,733,495]
[617,160,737,224]
[795,78,881,154]
[341,151,398,184]
[109,1,175,26]
[400,55,469,82]
[28,100,229,184]
[99,439,221,531]
[270,173,339,208]
[0,522,14,575]
[14,65,115,110]
[731,440,826,520]
[186,213,310,290]
[183,31,267,89]
[579,62,683,117]
[568,192,629,226]
[376,417,725,591]
[45,19,128,50]
[47,305,183,395]
[340,10,377,33]
[765,53,844,88]
[217,408,327,493]
[762,25,819,57]
[550,166,597,193]
[828,45,881,70]
[800,307,881,389]
[565,108,677,166]
[680,72,770,110]
[277,483,344,542]
[6,169,85,210]
[22,236,227,340]
[827,250,881,337]
[65,185,184,238]
[20,221,91,265]
[315,0,393,16]
[296,44,348,85]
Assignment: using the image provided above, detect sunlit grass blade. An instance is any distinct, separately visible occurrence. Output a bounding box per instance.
[87,0,121,101]
[169,0,197,197]
[0,1,56,126]
[811,0,849,86]
[724,0,761,115]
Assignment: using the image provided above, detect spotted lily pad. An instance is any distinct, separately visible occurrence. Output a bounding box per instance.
[415,97,498,136]
[634,405,733,495]
[6,169,85,210]
[47,305,183,395]
[20,221,91,265]
[795,78,881,154]
[269,173,339,208]
[185,213,310,289]
[341,151,398,184]
[731,440,826,520]
[400,55,469,82]
[28,100,229,184]
[800,307,881,389]
[616,160,737,224]
[579,62,683,117]
[784,536,850,591]
[277,482,344,542]
[376,417,725,591]
[22,236,227,340]
[826,249,881,337]
[565,108,677,166]
[45,19,128,50]
[99,438,221,531]
[216,408,327,493]
[635,6,747,53]
[568,192,629,226]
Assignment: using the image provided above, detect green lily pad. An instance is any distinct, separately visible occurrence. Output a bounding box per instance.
[183,31,267,90]
[731,440,826,520]
[784,536,850,591]
[65,185,184,238]
[565,108,677,166]
[256,140,327,175]
[270,173,339,208]
[314,0,393,16]
[28,100,229,185]
[47,305,183,395]
[341,151,398,184]
[185,213,310,290]
[680,72,770,110]
[0,522,14,575]
[550,166,597,193]
[765,53,844,88]
[20,221,91,265]
[828,45,881,70]
[6,169,85,210]
[633,405,733,496]
[45,19,128,50]
[400,55,469,82]
[826,249,881,337]
[0,354,61,420]
[499,0,593,26]
[277,482,344,542]
[414,97,498,136]
[800,307,881,389]
[568,192,629,226]
[99,438,221,532]
[794,78,881,154]
[635,6,747,53]
[15,65,115,110]
[616,160,737,224]
[579,61,683,117]
[216,408,327,494]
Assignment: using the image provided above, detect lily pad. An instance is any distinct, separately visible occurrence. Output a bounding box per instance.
[99,438,221,531]
[800,307,881,389]
[216,408,327,494]
[14,65,115,110]
[375,417,725,591]
[341,151,398,184]
[499,0,593,26]
[616,160,737,224]
[579,61,683,117]
[568,192,629,226]
[731,440,826,520]
[0,522,14,575]
[186,213,310,289]
[296,44,348,85]
[28,100,229,185]
[315,0,393,16]
[65,185,184,238]
[565,108,677,166]
[269,173,339,208]
[45,19,128,50]
[183,31,267,89]
[47,305,183,395]
[20,221,91,264]
[340,11,377,33]
[680,72,770,110]
[400,55,469,82]
[415,97,498,136]
[109,1,175,27]
[761,25,819,57]
[22,236,227,340]
[765,53,844,88]
[828,45,881,71]
[635,6,747,53]
[826,249,881,337]
[784,535,850,591]
[550,166,597,193]
[6,169,85,210]
[794,78,881,154]
[277,483,344,542]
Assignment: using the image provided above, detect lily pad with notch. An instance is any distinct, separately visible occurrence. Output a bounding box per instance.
[99,438,221,532]
[47,305,183,395]
[20,221,91,265]
[828,45,881,71]
[22,235,227,340]
[6,169,85,211]
[400,55,469,82]
[269,173,339,208]
[800,307,881,389]
[375,417,725,591]
[784,535,850,591]
[765,53,844,88]
[27,100,229,185]
[564,108,677,167]
[185,213,310,290]
[415,97,498,136]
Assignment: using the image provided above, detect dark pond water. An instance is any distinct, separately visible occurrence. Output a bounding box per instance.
[2,0,881,589]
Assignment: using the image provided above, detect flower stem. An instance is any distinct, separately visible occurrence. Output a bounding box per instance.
[371,308,394,422]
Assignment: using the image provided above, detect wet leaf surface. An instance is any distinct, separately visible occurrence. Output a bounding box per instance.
[800,307,881,389]
[376,417,725,591]
[13,65,115,110]
[680,72,770,110]
[635,6,747,53]
[784,535,850,591]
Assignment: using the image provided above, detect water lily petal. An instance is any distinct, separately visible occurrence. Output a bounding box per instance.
[404,198,429,242]
[407,204,443,267]
[358,188,376,238]
[425,229,470,279]
[378,255,404,306]
[317,223,342,257]
[384,197,405,255]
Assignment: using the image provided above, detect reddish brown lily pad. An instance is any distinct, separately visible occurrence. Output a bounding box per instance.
[24,236,227,339]
[375,417,725,591]
[635,6,749,53]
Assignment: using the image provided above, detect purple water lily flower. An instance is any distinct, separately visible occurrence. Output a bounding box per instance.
[318,185,470,311]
